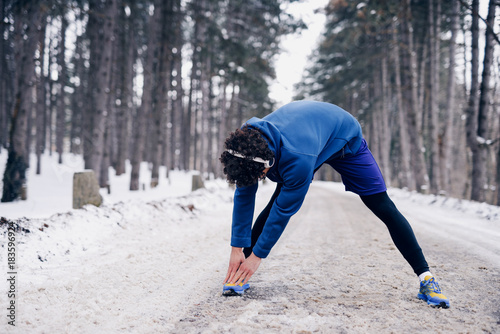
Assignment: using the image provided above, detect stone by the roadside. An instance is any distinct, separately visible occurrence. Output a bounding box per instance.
[73,170,103,209]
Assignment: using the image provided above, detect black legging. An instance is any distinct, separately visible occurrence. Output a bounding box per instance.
[243,185,429,276]
[360,191,429,275]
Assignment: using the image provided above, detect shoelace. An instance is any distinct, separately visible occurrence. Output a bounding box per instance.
[421,277,442,294]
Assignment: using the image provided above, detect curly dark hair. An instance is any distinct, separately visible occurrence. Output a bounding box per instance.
[220,126,274,187]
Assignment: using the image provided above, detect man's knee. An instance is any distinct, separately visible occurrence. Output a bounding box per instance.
[361,192,398,218]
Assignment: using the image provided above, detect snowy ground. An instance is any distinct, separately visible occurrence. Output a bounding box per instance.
[0,152,196,220]
[1,152,500,333]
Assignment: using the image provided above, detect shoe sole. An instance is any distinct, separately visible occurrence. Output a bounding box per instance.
[432,302,450,309]
[418,294,450,309]
[222,287,249,296]
[222,289,245,296]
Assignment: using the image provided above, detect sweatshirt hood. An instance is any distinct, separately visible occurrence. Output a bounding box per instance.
[245,117,282,162]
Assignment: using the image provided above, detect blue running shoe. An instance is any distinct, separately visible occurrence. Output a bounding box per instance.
[222,282,250,296]
[418,276,450,308]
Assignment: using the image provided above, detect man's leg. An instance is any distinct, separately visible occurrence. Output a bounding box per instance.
[327,140,448,307]
[243,184,282,258]
[327,140,428,275]
[360,191,429,275]
[361,192,449,307]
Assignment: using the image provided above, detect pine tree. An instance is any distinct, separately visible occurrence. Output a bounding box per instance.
[1,1,42,202]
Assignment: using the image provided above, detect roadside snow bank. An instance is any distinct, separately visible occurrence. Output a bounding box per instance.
[388,188,500,221]
[0,151,197,220]
[1,180,233,270]
[0,180,236,333]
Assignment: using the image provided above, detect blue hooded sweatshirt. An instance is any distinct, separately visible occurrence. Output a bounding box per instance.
[231,101,363,258]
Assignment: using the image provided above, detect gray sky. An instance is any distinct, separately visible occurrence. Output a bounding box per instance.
[270,0,329,106]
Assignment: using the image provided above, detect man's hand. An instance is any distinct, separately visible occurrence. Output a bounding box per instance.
[224,247,262,285]
[234,253,261,285]
[224,247,246,284]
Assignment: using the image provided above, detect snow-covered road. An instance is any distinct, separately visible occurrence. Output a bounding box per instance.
[2,182,500,333]
[174,183,500,333]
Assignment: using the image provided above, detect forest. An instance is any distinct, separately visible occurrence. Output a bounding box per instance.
[0,0,499,205]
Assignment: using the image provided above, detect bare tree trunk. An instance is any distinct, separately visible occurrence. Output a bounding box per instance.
[216,79,229,178]
[401,0,429,192]
[417,30,427,122]
[497,139,500,205]
[200,54,211,176]
[101,37,119,189]
[428,0,442,194]
[0,0,5,153]
[235,88,243,129]
[207,70,215,177]
[233,85,242,136]
[56,9,67,164]
[472,0,497,202]
[442,0,459,194]
[197,0,210,175]
[184,7,203,172]
[370,68,381,165]
[113,1,135,176]
[82,19,94,169]
[87,0,116,183]
[164,0,181,172]
[380,56,391,186]
[465,0,481,201]
[70,34,86,155]
[151,0,173,188]
[99,123,110,188]
[171,10,183,171]
[35,16,47,175]
[392,21,413,190]
[186,48,199,171]
[25,86,34,169]
[130,0,161,190]
[184,77,194,171]
[48,45,56,157]
[1,2,41,202]
[193,94,200,171]
[171,8,183,171]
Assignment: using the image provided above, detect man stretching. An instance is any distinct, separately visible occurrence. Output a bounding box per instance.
[220,100,449,308]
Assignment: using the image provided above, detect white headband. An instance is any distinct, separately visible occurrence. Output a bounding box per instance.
[226,149,274,168]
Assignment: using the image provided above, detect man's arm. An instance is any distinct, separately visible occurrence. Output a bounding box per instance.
[252,153,314,258]
[251,181,310,258]
[224,183,259,284]
[225,155,313,284]
[230,183,258,248]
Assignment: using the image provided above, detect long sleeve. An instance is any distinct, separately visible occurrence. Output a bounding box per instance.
[252,151,314,258]
[231,182,258,248]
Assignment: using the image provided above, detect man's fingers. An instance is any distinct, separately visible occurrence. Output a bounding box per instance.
[224,268,232,283]
[225,252,260,285]
[224,272,231,284]
[224,265,238,284]
[225,249,245,284]
[231,270,242,284]
[228,271,238,284]
[235,271,251,285]
[232,267,249,285]
[233,254,260,285]
[233,265,252,285]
